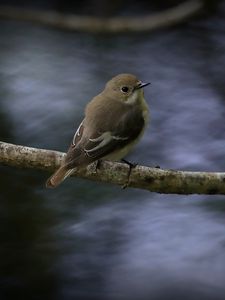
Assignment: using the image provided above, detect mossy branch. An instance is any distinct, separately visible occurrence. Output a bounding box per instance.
[0,1,203,33]
[0,141,225,194]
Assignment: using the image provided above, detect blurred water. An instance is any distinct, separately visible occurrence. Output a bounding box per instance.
[0,5,225,300]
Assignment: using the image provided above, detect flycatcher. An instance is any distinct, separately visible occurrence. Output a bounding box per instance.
[46,73,150,188]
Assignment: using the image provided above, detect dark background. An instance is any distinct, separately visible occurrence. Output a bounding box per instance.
[0,1,225,300]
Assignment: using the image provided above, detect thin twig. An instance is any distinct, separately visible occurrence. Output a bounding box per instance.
[0,1,203,33]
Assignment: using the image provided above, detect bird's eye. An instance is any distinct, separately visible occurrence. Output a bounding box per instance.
[121,86,129,93]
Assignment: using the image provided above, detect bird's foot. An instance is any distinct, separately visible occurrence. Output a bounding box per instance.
[121,159,137,189]
[95,159,102,171]
[89,159,102,173]
[121,159,137,169]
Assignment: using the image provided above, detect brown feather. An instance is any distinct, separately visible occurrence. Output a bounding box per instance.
[45,73,149,188]
[46,165,72,188]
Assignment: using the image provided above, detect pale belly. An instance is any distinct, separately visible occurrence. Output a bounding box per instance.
[104,138,140,161]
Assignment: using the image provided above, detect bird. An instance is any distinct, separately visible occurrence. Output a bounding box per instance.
[46,73,150,188]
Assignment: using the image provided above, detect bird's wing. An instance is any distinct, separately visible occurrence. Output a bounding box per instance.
[65,107,145,167]
[72,120,84,147]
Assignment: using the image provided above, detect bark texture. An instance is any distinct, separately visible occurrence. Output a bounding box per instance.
[1,141,225,194]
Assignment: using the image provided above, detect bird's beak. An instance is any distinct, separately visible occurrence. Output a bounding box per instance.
[136,82,151,89]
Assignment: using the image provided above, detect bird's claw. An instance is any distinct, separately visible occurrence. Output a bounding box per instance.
[121,159,137,189]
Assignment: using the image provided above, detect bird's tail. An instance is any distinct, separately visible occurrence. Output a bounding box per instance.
[46,165,74,188]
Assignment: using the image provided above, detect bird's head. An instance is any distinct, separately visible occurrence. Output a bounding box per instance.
[104,73,150,104]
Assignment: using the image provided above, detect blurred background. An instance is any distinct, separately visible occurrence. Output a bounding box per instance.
[0,1,225,299]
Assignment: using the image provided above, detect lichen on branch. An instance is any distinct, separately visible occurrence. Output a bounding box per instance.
[1,141,225,195]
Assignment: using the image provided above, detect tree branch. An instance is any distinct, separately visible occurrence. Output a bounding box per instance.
[0,141,225,194]
[0,1,203,33]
